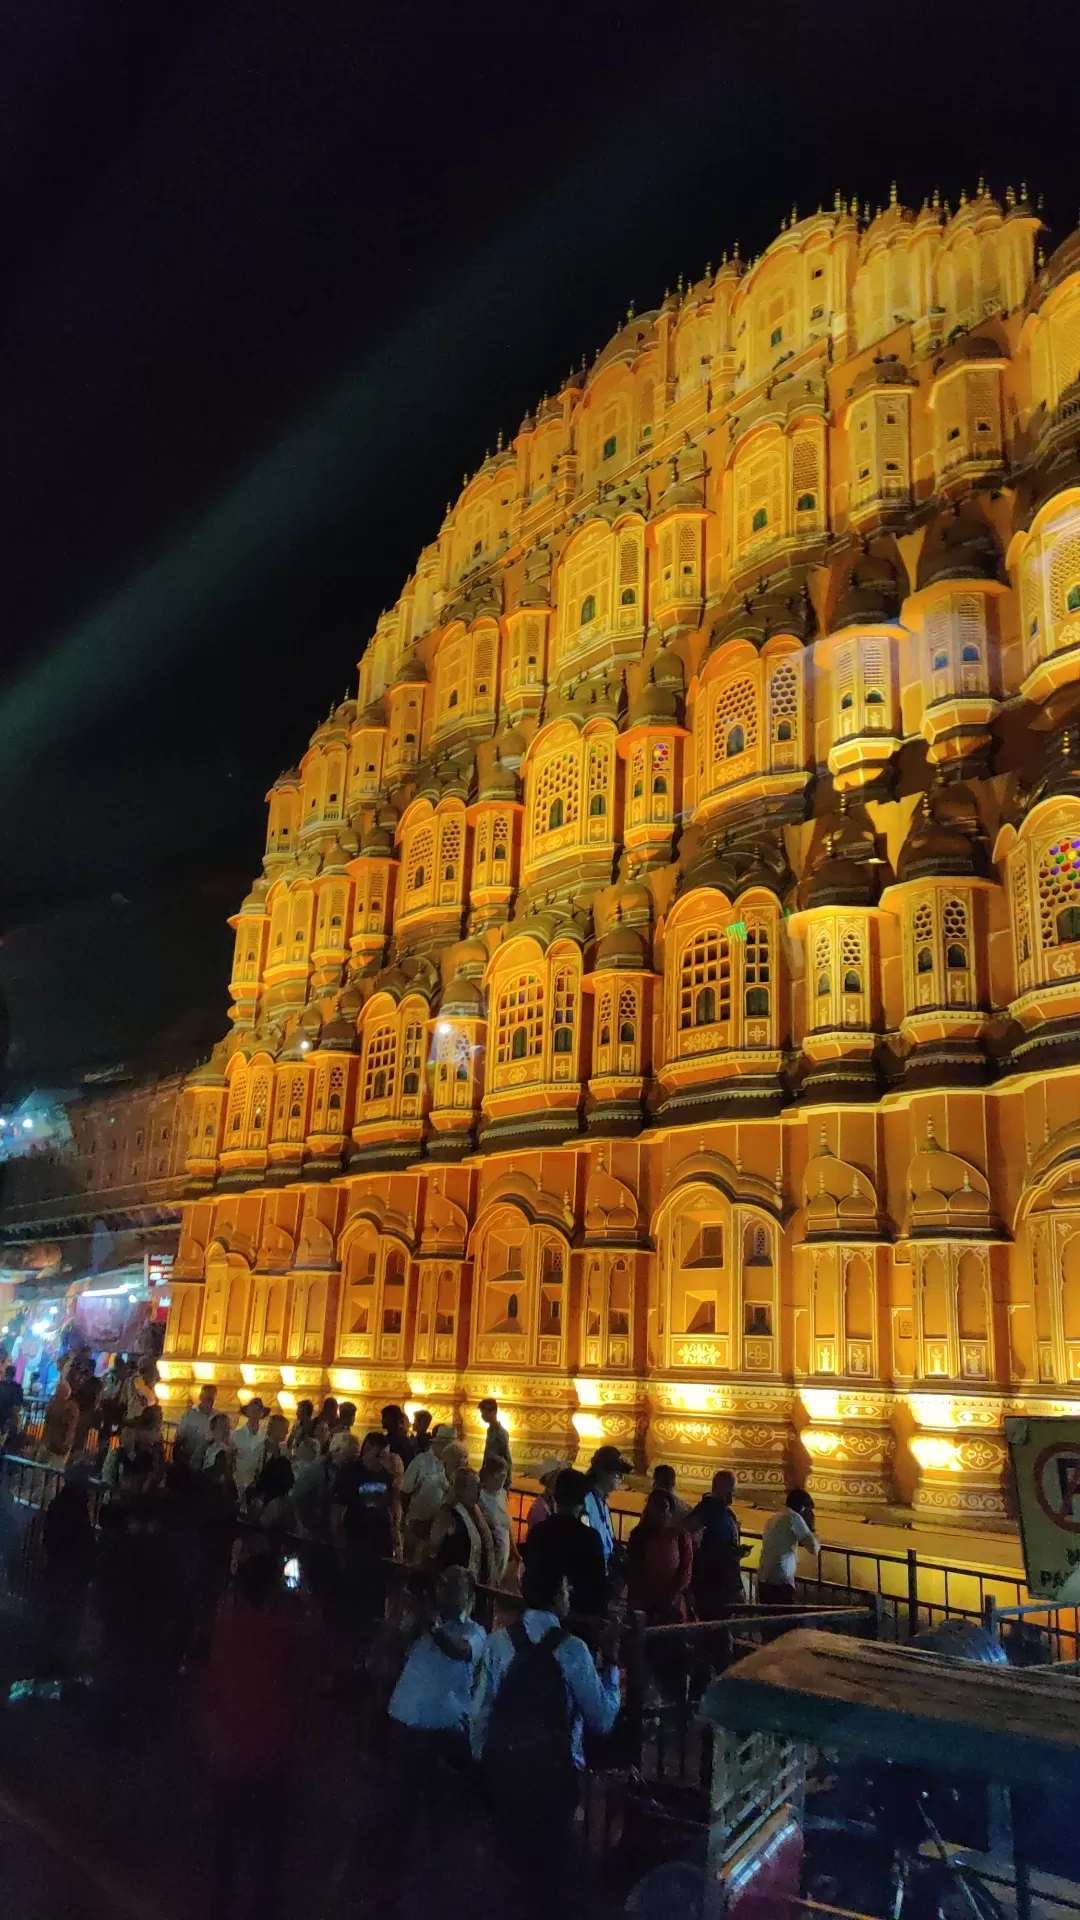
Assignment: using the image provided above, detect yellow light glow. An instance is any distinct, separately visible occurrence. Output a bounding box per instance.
[276,1390,297,1415]
[408,1378,428,1398]
[801,1389,840,1422]
[240,1365,259,1387]
[193,1362,219,1383]
[279,1367,297,1389]
[907,1394,960,1428]
[573,1378,602,1410]
[572,1412,606,1441]
[802,1428,841,1457]
[910,1435,961,1472]
[330,1369,365,1394]
[669,1384,715,1414]
[156,1361,176,1383]
[155,1381,175,1404]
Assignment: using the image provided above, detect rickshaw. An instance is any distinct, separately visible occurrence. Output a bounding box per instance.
[700,1628,1080,1920]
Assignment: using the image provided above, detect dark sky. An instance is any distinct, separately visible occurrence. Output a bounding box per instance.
[0,0,1077,1094]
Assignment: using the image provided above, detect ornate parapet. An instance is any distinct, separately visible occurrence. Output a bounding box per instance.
[645,1377,796,1500]
[798,1384,897,1506]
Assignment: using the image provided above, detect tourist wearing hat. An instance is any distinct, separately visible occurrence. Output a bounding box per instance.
[526,1458,564,1535]
[232,1397,269,1495]
[583,1445,632,1571]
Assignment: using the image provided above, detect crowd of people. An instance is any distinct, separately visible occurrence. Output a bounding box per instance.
[1,1367,823,1918]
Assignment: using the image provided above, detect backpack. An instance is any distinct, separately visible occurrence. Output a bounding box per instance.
[482,1620,576,1812]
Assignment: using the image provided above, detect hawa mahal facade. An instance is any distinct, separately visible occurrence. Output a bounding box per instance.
[159,184,1080,1527]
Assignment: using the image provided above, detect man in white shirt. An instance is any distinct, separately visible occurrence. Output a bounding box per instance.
[757,1489,819,1604]
[175,1385,216,1467]
[232,1397,269,1496]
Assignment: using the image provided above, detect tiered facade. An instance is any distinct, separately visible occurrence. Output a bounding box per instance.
[163,185,1080,1526]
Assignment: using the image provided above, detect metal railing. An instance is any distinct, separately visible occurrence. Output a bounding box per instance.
[506,1485,1036,1643]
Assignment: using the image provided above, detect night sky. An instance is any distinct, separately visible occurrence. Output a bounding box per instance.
[1,0,1077,1094]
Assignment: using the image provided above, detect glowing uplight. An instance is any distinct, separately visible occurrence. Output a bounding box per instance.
[801,1388,841,1422]
[277,1390,298,1415]
[572,1411,606,1441]
[21,1117,33,1132]
[437,1022,452,1035]
[299,1039,312,1053]
[910,1435,961,1472]
[802,1429,842,1457]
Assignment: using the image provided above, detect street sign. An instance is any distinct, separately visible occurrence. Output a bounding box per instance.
[1005,1416,1080,1602]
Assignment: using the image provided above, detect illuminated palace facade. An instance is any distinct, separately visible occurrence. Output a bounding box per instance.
[163,186,1080,1527]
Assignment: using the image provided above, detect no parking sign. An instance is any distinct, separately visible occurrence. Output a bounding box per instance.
[1006,1416,1080,1601]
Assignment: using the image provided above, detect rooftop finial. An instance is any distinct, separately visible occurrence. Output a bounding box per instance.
[889,180,898,206]
[977,174,986,196]
[791,202,798,223]
[626,298,635,320]
[834,188,842,212]
[496,428,503,451]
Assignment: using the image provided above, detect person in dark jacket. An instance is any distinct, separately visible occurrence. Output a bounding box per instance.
[687,1470,747,1618]
[521,1467,609,1621]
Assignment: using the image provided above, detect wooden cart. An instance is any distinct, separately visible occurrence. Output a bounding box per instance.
[699,1628,1080,1920]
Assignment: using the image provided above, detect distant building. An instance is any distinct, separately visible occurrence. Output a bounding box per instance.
[162,186,1080,1528]
[0,1074,193,1322]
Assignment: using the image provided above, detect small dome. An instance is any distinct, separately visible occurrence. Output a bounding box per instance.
[496,728,527,768]
[453,937,490,979]
[320,840,351,874]
[358,823,394,856]
[1036,223,1080,303]
[848,353,915,401]
[595,926,646,969]
[897,782,989,882]
[917,514,1002,590]
[271,766,301,791]
[319,1010,357,1051]
[477,761,518,801]
[627,678,681,728]
[802,801,885,909]
[831,551,901,631]
[440,974,485,1017]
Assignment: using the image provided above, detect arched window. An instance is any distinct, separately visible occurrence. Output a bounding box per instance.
[1059,905,1080,944]
[402,1071,419,1094]
[776,720,791,741]
[946,944,967,970]
[511,1026,527,1059]
[443,864,455,881]
[653,775,667,795]
[695,985,715,1025]
[1069,584,1080,613]
[621,587,636,605]
[817,971,831,996]
[548,798,564,831]
[916,947,933,974]
[448,689,458,708]
[745,987,769,1016]
[553,1026,573,1053]
[796,492,816,512]
[507,1294,519,1321]
[589,793,606,816]
[412,866,425,889]
[843,969,861,993]
[752,507,768,532]
[727,724,745,756]
[373,1069,386,1099]
[866,689,884,705]
[619,1021,635,1044]
[581,594,596,625]
[961,644,980,662]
